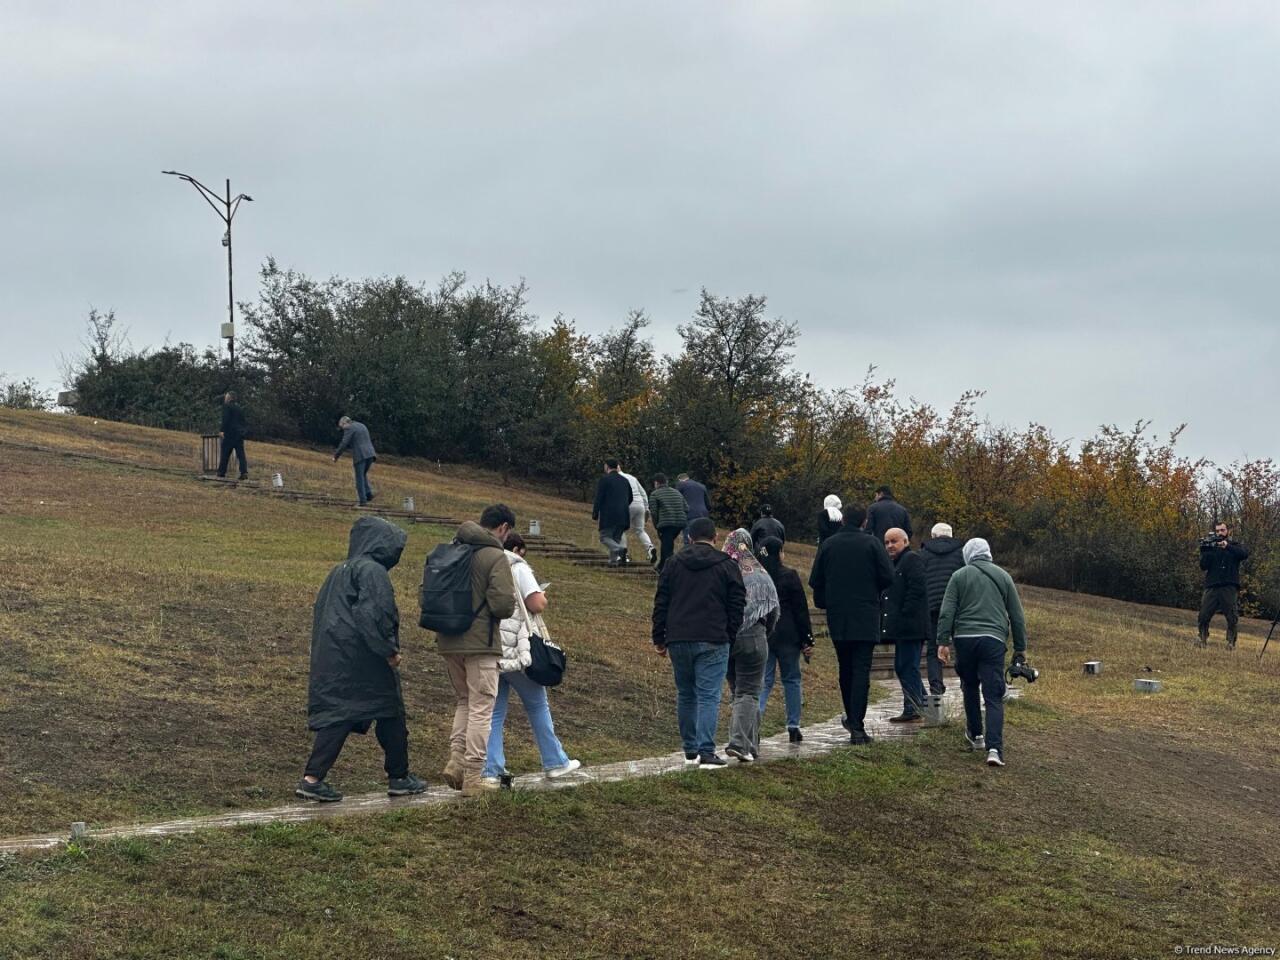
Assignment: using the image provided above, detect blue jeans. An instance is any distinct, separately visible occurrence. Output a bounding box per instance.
[667,642,730,757]
[954,635,1007,753]
[759,646,803,729]
[894,640,927,717]
[353,458,374,504]
[483,670,571,778]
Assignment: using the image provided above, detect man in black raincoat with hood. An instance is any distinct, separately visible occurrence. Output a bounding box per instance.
[296,516,427,802]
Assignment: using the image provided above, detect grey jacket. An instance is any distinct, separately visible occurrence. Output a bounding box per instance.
[336,421,377,463]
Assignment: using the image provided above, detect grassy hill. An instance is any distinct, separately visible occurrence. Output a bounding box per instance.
[1,410,1278,959]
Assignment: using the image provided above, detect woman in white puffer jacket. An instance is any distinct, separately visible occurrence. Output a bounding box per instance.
[482,533,580,782]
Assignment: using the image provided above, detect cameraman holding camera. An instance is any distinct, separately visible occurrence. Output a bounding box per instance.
[1198,521,1249,649]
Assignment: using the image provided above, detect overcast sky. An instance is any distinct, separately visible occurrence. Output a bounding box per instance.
[2,2,1277,465]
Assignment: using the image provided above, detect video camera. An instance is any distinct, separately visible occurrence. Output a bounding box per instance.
[1006,652,1039,684]
[1200,532,1227,549]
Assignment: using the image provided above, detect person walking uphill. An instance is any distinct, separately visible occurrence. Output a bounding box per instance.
[592,458,634,565]
[652,516,746,769]
[296,516,427,802]
[1198,521,1249,649]
[866,485,912,540]
[750,505,786,546]
[755,536,813,742]
[809,504,893,744]
[334,416,377,506]
[818,495,843,545]
[722,529,779,762]
[882,528,930,723]
[677,473,712,544]
[649,474,688,572]
[216,391,249,480]
[921,522,965,696]
[431,504,518,795]
[618,465,657,565]
[936,538,1028,768]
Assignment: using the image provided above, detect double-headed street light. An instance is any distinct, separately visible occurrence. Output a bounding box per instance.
[162,170,254,371]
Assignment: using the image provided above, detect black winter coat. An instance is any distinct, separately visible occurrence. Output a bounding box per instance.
[751,516,786,545]
[220,402,247,440]
[768,566,812,651]
[866,496,912,540]
[922,536,965,612]
[1201,540,1249,588]
[817,511,842,545]
[307,517,407,731]
[652,543,746,646]
[592,472,633,532]
[809,528,894,645]
[882,550,932,642]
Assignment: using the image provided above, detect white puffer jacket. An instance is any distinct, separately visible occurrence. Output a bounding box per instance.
[498,552,538,673]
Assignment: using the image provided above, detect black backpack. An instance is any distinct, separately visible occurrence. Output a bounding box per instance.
[419,541,486,634]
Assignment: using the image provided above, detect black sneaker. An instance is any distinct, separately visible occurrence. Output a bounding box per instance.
[388,774,427,796]
[788,727,803,743]
[295,778,342,802]
[648,547,658,565]
[840,714,851,732]
[697,753,727,769]
[849,730,873,746]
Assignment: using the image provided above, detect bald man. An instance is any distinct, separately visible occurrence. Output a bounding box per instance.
[882,527,929,723]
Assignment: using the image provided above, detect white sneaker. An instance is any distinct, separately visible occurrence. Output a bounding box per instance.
[725,745,754,763]
[965,732,985,752]
[986,749,1005,767]
[683,753,699,766]
[546,759,581,779]
[480,776,502,786]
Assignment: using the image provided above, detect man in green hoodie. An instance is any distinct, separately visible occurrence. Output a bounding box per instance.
[435,504,518,795]
[936,537,1027,768]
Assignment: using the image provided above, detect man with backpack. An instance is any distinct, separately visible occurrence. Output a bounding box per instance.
[423,504,517,795]
[936,538,1028,768]
[296,516,427,803]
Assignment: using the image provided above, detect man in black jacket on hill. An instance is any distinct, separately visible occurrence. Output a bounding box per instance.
[592,458,634,565]
[750,505,786,546]
[866,485,911,540]
[809,504,894,743]
[882,527,930,723]
[652,517,747,768]
[1198,521,1249,649]
[216,392,249,480]
[921,522,965,695]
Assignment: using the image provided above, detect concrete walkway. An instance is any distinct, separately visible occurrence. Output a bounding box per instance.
[1,682,1010,855]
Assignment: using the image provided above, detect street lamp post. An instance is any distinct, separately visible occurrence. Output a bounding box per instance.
[162,170,253,371]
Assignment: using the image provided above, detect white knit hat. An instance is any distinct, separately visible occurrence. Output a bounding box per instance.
[931,522,953,538]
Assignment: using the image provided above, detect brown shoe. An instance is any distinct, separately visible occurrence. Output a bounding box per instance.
[442,751,464,791]
[462,763,500,797]
[888,713,924,724]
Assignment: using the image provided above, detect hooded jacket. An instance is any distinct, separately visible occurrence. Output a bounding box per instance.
[652,542,746,646]
[922,536,965,613]
[809,527,894,644]
[935,541,1027,653]
[882,549,932,642]
[307,516,408,731]
[592,471,634,532]
[434,521,517,656]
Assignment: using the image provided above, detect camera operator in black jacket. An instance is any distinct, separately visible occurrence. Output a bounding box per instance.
[1198,521,1249,649]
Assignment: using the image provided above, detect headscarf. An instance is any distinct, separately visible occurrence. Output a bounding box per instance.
[755,535,784,584]
[823,494,843,523]
[724,528,779,628]
[962,538,993,565]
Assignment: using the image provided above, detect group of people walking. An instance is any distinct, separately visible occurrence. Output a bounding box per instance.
[294,472,1029,803]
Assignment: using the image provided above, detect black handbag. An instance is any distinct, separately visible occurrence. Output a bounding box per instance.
[516,586,566,687]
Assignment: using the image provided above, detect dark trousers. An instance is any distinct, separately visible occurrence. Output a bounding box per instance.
[894,639,927,716]
[217,436,248,478]
[304,715,408,781]
[657,526,681,571]
[1198,586,1239,644]
[927,609,947,695]
[832,641,875,733]
[353,458,375,504]
[954,636,1006,754]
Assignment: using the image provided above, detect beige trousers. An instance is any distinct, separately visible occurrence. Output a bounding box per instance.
[442,654,500,765]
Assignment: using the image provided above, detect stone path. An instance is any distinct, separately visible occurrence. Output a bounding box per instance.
[0,682,1010,855]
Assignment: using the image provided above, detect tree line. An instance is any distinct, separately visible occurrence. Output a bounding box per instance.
[60,260,1280,616]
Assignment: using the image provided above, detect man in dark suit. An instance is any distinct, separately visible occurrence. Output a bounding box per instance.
[592,458,634,565]
[809,504,894,743]
[882,527,930,723]
[216,391,249,480]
